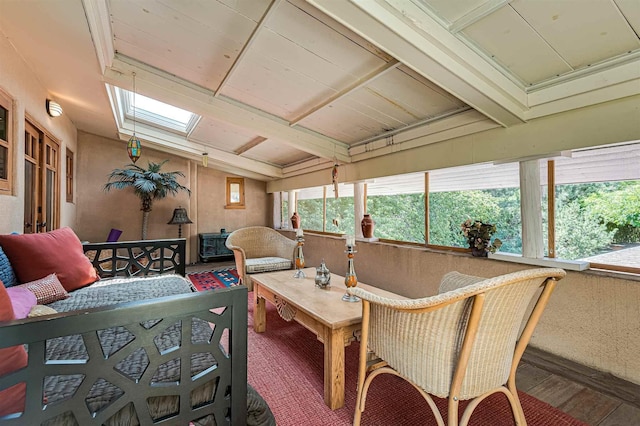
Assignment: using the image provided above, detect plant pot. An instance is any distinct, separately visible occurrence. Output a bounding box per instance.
[361,214,375,238]
[471,247,488,257]
[291,212,300,229]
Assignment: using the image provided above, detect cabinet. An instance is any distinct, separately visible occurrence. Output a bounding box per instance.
[199,232,233,262]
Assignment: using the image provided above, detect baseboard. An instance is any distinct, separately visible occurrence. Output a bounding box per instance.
[523,346,640,409]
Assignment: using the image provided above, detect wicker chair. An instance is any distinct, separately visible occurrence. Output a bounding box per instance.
[349,267,566,426]
[225,226,297,291]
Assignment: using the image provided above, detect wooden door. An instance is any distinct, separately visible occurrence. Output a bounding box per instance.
[23,120,59,234]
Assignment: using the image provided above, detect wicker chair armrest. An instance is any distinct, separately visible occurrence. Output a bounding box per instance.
[350,268,567,312]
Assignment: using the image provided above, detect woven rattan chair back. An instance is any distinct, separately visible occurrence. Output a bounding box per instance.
[350,267,566,426]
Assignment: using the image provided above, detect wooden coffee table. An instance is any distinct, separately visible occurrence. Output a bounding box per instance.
[251,267,403,410]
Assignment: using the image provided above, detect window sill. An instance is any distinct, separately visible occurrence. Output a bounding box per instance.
[488,252,590,271]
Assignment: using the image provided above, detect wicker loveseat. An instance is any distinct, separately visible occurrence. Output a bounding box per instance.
[226,226,296,291]
[0,230,274,426]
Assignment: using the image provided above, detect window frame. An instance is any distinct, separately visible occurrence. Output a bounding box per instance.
[66,148,74,203]
[0,88,14,194]
[225,177,245,209]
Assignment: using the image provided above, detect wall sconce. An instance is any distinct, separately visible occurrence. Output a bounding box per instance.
[46,99,63,117]
[167,206,193,238]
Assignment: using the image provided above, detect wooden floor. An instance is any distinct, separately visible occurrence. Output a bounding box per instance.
[517,358,640,425]
[186,262,640,426]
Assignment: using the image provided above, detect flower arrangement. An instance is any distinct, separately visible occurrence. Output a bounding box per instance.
[461,219,503,255]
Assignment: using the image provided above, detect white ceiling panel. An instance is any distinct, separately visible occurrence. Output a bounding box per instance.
[241,138,313,166]
[463,6,572,85]
[511,0,640,69]
[414,0,491,24]
[189,117,259,153]
[615,0,640,35]
[297,101,391,143]
[110,0,261,90]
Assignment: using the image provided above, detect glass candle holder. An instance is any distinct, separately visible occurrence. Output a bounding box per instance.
[293,235,306,278]
[342,244,360,302]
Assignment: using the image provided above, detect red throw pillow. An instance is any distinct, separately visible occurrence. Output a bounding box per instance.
[0,283,28,417]
[0,227,99,291]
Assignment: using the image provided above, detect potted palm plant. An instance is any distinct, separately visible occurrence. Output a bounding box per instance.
[104,160,190,240]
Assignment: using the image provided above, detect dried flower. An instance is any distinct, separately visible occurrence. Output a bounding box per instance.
[461,219,503,253]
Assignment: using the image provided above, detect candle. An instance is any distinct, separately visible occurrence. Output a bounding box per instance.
[346,235,355,246]
[296,228,304,237]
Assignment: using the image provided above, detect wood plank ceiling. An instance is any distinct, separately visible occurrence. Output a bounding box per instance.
[1,0,638,182]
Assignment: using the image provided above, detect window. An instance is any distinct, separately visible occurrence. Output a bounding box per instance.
[546,143,640,272]
[325,183,354,235]
[367,172,425,243]
[225,177,245,209]
[0,89,13,194]
[297,186,325,232]
[428,163,521,254]
[66,148,74,203]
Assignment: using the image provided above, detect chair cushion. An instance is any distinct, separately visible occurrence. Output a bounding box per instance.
[0,247,17,288]
[246,257,292,274]
[0,227,99,291]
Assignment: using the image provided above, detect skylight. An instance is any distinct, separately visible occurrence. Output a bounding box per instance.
[118,87,200,135]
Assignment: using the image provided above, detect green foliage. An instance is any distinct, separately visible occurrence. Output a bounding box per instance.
[326,197,354,235]
[582,182,640,242]
[555,201,613,259]
[104,160,190,239]
[368,194,424,242]
[104,160,190,212]
[297,199,323,231]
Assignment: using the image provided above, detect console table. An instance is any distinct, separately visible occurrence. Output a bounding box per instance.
[199,232,233,262]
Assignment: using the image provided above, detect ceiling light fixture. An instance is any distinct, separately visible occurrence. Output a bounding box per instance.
[46,99,63,117]
[127,72,141,163]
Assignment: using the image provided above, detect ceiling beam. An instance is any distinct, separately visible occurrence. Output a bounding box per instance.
[306,0,527,127]
[289,59,400,126]
[235,136,268,155]
[215,0,283,96]
[118,121,283,179]
[104,55,351,163]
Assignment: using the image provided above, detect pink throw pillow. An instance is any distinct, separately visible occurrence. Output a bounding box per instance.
[6,286,37,319]
[15,273,70,305]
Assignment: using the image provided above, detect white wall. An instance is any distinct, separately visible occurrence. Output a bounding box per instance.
[0,31,78,234]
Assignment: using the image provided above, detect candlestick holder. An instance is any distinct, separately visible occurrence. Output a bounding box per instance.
[342,244,360,302]
[293,235,306,278]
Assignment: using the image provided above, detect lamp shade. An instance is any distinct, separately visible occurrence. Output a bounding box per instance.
[167,207,193,225]
[46,99,63,117]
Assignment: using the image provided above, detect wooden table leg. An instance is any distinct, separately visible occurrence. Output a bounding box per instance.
[324,326,345,410]
[254,287,266,333]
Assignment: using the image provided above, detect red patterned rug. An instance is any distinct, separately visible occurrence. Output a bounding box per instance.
[187,268,239,291]
[247,293,588,426]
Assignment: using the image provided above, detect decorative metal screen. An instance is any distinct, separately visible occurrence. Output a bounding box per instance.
[0,286,248,425]
[83,239,186,277]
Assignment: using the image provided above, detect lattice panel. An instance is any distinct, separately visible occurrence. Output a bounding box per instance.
[83,239,186,277]
[0,287,247,426]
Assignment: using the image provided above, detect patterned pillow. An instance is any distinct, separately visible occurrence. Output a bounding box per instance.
[16,273,70,305]
[28,305,58,318]
[0,247,17,288]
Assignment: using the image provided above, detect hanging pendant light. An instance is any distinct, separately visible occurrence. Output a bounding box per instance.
[127,72,141,163]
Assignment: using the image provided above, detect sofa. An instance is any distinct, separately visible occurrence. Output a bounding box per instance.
[0,228,275,426]
[225,226,297,291]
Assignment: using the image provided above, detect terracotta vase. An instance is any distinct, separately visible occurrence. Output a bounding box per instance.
[291,212,300,229]
[361,214,375,238]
